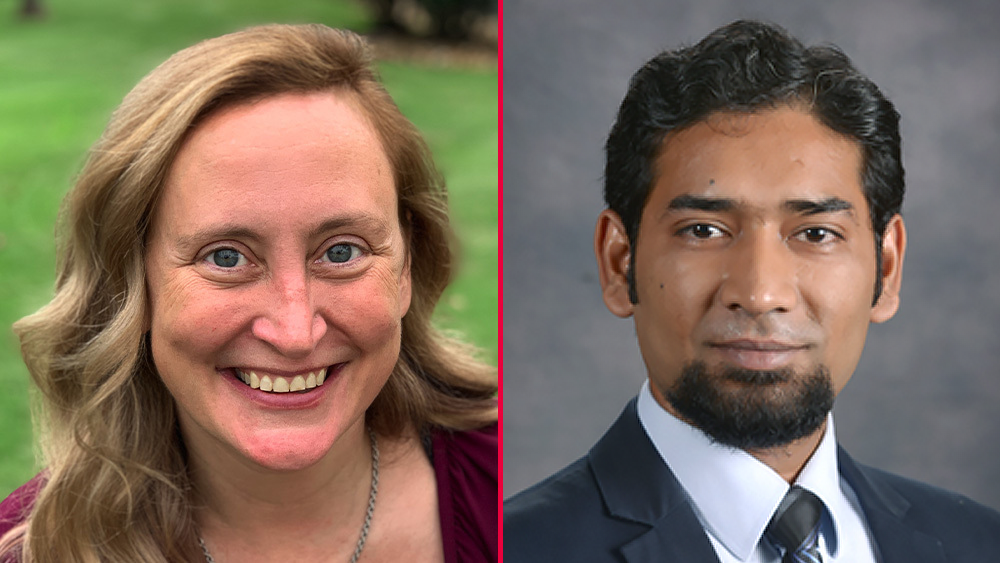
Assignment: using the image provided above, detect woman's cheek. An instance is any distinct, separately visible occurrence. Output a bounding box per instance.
[319,274,405,344]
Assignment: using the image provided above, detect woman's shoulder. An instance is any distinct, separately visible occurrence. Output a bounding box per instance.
[0,473,46,539]
[432,423,497,470]
[431,423,498,495]
[431,423,498,563]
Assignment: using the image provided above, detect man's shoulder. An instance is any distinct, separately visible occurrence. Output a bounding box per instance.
[504,455,599,523]
[503,398,682,562]
[504,457,606,561]
[504,455,644,562]
[850,456,1000,524]
[846,454,1000,556]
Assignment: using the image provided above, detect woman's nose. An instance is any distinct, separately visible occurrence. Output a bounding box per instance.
[251,272,327,357]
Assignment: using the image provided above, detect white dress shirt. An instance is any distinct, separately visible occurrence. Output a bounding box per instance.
[636,381,879,562]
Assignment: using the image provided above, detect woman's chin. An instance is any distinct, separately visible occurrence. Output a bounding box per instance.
[234,428,342,472]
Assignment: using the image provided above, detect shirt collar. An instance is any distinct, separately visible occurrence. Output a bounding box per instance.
[636,380,842,561]
[794,413,845,556]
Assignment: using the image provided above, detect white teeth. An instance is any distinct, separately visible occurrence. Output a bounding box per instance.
[272,377,290,393]
[235,368,329,394]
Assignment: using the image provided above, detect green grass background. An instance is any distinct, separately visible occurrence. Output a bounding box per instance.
[0,0,497,497]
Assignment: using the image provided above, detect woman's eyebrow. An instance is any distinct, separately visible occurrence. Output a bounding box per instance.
[308,213,390,239]
[173,213,391,250]
[174,225,262,250]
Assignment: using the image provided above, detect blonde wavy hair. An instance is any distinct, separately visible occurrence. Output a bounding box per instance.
[0,24,497,562]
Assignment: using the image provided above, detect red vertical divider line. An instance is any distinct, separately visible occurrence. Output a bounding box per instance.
[496,0,504,560]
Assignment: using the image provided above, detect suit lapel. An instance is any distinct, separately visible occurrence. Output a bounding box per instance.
[588,399,721,563]
[619,506,722,563]
[838,448,946,563]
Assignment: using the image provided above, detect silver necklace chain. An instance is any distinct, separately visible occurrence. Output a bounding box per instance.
[198,427,379,563]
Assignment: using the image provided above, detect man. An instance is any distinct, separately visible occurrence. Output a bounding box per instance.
[503,20,1000,562]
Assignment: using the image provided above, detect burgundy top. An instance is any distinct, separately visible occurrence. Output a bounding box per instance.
[432,423,498,563]
[0,424,498,562]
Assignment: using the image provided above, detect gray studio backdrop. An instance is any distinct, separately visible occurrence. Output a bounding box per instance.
[503,0,1000,511]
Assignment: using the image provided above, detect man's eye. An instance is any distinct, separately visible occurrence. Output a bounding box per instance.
[798,227,841,244]
[207,248,247,268]
[681,224,724,239]
[322,243,363,264]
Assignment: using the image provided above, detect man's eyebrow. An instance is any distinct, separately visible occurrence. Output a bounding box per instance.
[783,197,855,216]
[661,194,857,222]
[666,194,737,212]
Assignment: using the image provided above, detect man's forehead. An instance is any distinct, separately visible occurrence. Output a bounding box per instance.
[648,106,868,212]
[658,106,862,152]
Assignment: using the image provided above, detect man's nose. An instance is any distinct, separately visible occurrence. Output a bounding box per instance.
[717,230,799,316]
[251,270,327,358]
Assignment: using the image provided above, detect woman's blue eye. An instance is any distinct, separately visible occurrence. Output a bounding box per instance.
[325,243,359,263]
[210,248,244,268]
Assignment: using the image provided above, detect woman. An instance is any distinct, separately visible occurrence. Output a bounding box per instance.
[0,24,497,562]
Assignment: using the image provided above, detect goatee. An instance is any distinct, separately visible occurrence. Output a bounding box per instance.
[662,361,834,450]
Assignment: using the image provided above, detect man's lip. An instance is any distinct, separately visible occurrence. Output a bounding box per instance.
[706,340,809,371]
[708,339,809,351]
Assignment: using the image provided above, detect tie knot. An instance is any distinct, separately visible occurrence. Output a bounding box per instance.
[765,486,824,560]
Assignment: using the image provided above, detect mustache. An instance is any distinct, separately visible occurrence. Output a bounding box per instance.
[701,318,821,346]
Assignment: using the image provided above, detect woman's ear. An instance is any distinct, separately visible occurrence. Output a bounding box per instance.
[595,209,636,318]
[399,250,412,318]
[871,214,906,323]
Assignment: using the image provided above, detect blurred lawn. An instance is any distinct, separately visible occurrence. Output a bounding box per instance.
[0,0,497,496]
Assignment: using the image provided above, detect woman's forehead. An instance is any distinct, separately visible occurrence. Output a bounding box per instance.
[178,92,384,171]
[151,92,398,242]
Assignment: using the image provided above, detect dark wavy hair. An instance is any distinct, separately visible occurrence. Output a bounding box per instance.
[604,19,904,304]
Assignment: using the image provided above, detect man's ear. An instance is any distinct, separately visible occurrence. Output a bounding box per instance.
[595,209,635,318]
[871,214,906,323]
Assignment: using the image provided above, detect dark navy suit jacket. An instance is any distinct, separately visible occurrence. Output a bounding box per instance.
[504,399,1000,562]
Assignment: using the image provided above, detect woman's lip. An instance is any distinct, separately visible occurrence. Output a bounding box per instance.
[227,365,338,378]
[216,363,345,409]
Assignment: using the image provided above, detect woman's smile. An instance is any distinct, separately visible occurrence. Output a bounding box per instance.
[233,366,328,393]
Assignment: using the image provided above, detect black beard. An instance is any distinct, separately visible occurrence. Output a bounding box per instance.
[662,361,835,450]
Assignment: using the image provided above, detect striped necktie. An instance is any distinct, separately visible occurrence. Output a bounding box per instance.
[765,485,824,563]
